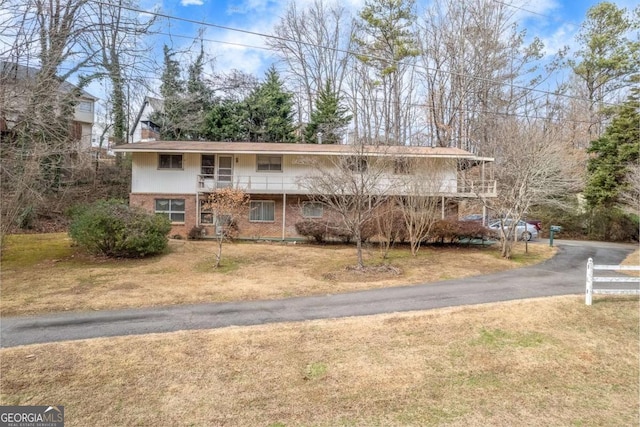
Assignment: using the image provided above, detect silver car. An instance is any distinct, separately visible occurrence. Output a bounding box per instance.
[488,219,538,241]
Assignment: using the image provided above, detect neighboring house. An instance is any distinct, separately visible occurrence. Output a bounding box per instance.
[0,61,96,151]
[129,96,164,143]
[113,141,497,240]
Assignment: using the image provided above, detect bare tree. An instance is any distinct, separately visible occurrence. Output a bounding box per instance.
[201,188,249,269]
[1,0,95,240]
[395,158,448,255]
[85,0,157,148]
[478,118,579,258]
[298,143,395,268]
[268,0,354,134]
[620,163,640,214]
[417,0,550,152]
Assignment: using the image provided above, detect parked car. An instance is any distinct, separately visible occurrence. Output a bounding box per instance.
[487,219,539,241]
[525,219,542,232]
[460,213,486,223]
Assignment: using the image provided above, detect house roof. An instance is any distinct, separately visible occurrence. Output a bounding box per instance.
[0,61,97,100]
[113,141,493,160]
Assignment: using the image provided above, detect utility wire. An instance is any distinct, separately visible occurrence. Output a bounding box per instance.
[83,0,625,108]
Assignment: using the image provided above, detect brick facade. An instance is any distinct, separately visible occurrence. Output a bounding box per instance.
[130,193,198,238]
[130,192,316,240]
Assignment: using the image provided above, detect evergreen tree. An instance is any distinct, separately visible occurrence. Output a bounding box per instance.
[184,43,213,139]
[353,0,419,144]
[204,100,247,141]
[570,2,640,138]
[584,92,640,208]
[245,66,296,142]
[304,79,352,144]
[156,45,186,140]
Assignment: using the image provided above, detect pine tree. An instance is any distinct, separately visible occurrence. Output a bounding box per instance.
[204,100,246,141]
[184,43,213,139]
[156,45,186,140]
[305,80,352,144]
[245,66,296,142]
[584,92,640,208]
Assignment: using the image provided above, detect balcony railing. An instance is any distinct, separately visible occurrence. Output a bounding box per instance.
[197,174,497,197]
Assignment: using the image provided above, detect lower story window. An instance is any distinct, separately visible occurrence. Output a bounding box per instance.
[250,200,275,222]
[155,198,185,223]
[200,200,232,226]
[303,202,323,218]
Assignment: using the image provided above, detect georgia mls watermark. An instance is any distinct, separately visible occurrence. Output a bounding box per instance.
[0,406,64,427]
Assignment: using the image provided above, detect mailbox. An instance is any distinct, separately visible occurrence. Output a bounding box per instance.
[549,225,562,246]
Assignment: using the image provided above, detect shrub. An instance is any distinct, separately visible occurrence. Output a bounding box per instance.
[295,220,329,242]
[188,226,206,240]
[69,199,171,257]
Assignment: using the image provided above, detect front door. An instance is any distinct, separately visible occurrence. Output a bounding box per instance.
[217,155,233,188]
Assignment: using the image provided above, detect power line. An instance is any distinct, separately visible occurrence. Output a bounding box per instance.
[84,0,618,108]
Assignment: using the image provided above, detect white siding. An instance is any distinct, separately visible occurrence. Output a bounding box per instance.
[131,152,201,194]
[131,152,471,196]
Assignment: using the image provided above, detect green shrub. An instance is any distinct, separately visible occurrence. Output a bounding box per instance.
[69,199,171,257]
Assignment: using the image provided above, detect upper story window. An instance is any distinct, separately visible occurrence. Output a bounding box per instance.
[201,155,215,175]
[159,154,183,169]
[77,100,93,112]
[394,158,410,174]
[346,157,368,172]
[257,155,282,172]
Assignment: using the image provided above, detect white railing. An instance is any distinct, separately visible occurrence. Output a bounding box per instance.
[197,174,497,196]
[585,257,640,305]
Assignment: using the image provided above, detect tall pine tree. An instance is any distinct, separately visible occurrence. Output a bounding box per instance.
[156,45,186,140]
[305,79,352,144]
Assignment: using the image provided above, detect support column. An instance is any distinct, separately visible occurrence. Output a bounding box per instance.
[441,196,445,219]
[282,193,287,241]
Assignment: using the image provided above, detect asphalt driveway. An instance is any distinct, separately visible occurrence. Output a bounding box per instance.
[1,240,637,348]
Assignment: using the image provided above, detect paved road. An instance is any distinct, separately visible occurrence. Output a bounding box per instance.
[1,240,637,348]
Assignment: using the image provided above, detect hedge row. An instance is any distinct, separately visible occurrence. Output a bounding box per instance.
[295,218,497,244]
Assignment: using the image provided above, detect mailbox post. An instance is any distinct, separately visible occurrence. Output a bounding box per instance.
[549,225,562,247]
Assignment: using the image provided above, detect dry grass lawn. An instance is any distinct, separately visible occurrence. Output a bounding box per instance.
[1,296,637,426]
[1,233,554,316]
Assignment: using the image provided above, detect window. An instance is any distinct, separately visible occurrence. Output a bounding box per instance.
[302,202,323,218]
[201,155,215,175]
[159,154,183,169]
[155,199,185,223]
[77,101,93,112]
[200,199,214,224]
[250,200,275,222]
[199,199,231,225]
[394,158,410,174]
[346,156,368,172]
[257,155,282,171]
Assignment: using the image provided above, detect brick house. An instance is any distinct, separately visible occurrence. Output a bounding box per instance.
[113,141,496,240]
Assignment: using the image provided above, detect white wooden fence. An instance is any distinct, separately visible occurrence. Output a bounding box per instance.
[585,257,640,305]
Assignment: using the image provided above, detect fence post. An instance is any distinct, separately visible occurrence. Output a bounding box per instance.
[585,257,593,305]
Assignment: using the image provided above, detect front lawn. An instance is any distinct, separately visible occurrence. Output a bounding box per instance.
[1,296,637,426]
[0,233,554,316]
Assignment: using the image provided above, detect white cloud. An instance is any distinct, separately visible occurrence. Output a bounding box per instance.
[181,0,204,6]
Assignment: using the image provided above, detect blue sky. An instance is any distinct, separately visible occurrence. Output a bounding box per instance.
[144,0,637,79]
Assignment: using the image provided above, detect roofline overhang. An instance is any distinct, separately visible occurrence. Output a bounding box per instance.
[113,141,494,161]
